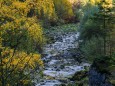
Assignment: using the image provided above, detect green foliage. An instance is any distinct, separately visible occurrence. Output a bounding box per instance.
[31,0,58,27]
[79,3,99,28]
[91,55,115,78]
[80,20,104,40]
[79,2,115,84]
[80,37,104,61]
[73,0,90,21]
[44,24,78,43]
[79,0,115,58]
[78,1,115,84]
[53,0,74,23]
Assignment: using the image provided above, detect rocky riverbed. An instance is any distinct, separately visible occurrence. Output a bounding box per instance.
[35,32,90,86]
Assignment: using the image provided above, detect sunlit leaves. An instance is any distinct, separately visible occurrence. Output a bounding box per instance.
[0,47,44,85]
[0,2,44,52]
[0,0,44,85]
[101,0,113,9]
[89,0,113,9]
[53,0,74,20]
[2,49,44,70]
[36,0,57,20]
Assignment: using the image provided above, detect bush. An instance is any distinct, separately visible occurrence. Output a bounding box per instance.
[0,1,44,85]
[0,47,44,86]
[53,0,74,23]
[0,0,45,53]
[30,0,58,27]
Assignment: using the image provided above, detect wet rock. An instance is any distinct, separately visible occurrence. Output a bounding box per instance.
[59,79,68,84]
[35,32,90,86]
[55,37,63,42]
[70,71,88,81]
[88,56,114,86]
[60,84,66,86]
[60,65,65,69]
[56,69,60,71]
[89,67,113,86]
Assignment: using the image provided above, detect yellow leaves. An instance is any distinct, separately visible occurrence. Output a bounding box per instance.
[1,49,44,71]
[0,0,30,20]
[20,80,30,85]
[13,1,27,9]
[28,23,42,39]
[11,59,19,66]
[0,1,45,52]
[12,1,29,15]
[102,0,113,9]
[32,54,44,66]
[0,5,15,20]
[1,15,44,52]
[0,0,45,85]
[95,0,101,3]
[89,0,113,9]
[89,0,101,5]
[35,0,57,20]
[53,0,74,19]
[1,48,14,58]
[24,17,44,45]
[0,47,43,71]
[24,53,44,69]
[105,0,113,4]
[90,0,96,5]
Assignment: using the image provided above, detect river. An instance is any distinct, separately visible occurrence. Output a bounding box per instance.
[35,32,90,86]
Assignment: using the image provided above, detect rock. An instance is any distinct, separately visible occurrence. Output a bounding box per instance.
[55,37,63,42]
[60,84,66,86]
[89,56,114,86]
[60,65,65,69]
[59,79,68,83]
[89,67,113,86]
[70,70,88,81]
[56,69,60,71]
[35,32,90,86]
[110,80,115,86]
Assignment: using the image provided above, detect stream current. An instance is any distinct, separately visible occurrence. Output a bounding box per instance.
[35,32,90,86]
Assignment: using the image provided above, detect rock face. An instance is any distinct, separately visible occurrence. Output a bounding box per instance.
[89,67,113,86]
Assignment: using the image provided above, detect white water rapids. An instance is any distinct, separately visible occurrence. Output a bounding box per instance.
[35,32,90,86]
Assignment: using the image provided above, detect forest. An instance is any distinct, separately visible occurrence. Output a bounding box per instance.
[0,0,115,86]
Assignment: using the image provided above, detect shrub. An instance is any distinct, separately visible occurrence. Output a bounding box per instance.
[53,0,74,23]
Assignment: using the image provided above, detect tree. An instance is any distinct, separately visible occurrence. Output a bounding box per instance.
[80,0,115,58]
[92,0,114,56]
[0,0,45,53]
[0,47,44,86]
[53,0,74,23]
[0,0,44,85]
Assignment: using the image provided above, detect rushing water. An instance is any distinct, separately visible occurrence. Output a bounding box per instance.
[35,32,90,86]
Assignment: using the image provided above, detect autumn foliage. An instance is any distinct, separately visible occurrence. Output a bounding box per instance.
[0,0,44,85]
